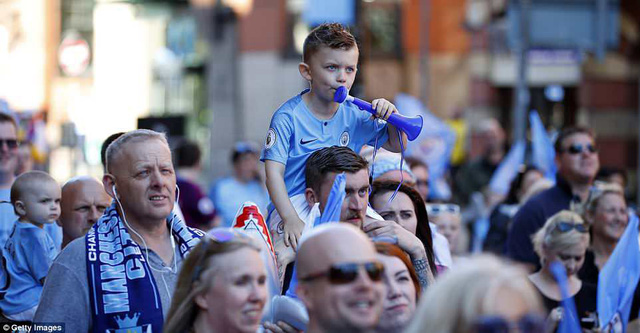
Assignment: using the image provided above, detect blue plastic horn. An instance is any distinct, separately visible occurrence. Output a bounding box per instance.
[333,86,423,141]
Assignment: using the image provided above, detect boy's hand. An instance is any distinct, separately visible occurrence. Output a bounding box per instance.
[371,98,398,121]
[283,216,305,250]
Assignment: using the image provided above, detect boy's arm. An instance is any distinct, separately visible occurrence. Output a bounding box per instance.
[25,231,55,283]
[265,160,305,250]
[370,98,408,152]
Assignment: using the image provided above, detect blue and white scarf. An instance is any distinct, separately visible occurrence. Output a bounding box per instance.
[86,203,204,333]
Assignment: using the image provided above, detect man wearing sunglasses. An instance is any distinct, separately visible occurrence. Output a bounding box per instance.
[507,127,600,270]
[296,223,384,333]
[0,113,20,247]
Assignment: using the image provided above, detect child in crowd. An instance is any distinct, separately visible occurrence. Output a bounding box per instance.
[0,171,60,321]
[261,22,407,277]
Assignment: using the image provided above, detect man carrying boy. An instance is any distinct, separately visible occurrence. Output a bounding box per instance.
[262,23,407,276]
[0,171,60,321]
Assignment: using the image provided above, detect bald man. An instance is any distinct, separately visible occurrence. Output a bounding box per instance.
[58,176,111,249]
[296,223,384,333]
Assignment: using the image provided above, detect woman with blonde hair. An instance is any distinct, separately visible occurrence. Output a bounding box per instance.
[529,210,598,331]
[405,255,545,333]
[164,228,268,333]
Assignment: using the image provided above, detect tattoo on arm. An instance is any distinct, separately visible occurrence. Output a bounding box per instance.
[412,258,435,289]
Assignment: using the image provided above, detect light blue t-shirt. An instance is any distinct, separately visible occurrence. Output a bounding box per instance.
[0,188,62,252]
[210,177,269,227]
[261,90,389,204]
[0,221,59,315]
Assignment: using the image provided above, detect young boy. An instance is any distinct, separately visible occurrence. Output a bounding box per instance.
[261,23,407,277]
[0,171,60,321]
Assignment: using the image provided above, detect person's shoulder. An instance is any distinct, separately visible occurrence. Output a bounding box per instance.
[55,237,87,267]
[273,92,305,116]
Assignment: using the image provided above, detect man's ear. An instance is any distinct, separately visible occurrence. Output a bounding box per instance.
[299,62,312,82]
[14,200,26,216]
[305,188,319,208]
[194,291,208,310]
[102,174,116,199]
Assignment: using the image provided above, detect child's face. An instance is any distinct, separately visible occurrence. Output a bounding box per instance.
[19,181,61,225]
[433,213,461,251]
[305,46,359,102]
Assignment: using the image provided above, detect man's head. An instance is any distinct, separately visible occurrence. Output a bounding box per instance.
[406,156,429,200]
[103,129,176,226]
[299,23,359,103]
[175,139,202,170]
[0,113,19,186]
[11,171,60,225]
[59,176,111,247]
[305,146,369,227]
[231,141,260,182]
[554,127,599,185]
[296,223,384,333]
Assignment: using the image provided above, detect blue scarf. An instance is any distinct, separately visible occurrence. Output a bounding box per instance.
[86,203,204,333]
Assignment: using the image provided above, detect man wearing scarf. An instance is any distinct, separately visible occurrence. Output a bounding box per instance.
[35,130,204,332]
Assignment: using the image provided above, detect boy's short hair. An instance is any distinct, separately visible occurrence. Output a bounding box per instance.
[305,146,368,194]
[303,23,357,64]
[10,171,57,205]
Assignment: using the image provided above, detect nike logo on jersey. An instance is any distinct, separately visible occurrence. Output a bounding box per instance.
[300,138,318,145]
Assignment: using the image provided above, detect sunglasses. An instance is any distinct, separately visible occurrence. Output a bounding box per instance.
[474,314,546,333]
[300,261,385,284]
[560,143,597,155]
[0,139,18,149]
[415,180,429,186]
[552,222,588,234]
[190,228,253,283]
[426,204,460,215]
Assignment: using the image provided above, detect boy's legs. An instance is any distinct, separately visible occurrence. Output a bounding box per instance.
[267,194,319,289]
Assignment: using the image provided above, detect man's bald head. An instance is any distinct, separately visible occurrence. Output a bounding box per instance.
[60,176,111,248]
[296,223,383,333]
[297,223,376,278]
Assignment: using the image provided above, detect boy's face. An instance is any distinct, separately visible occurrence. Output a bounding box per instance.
[18,181,61,225]
[302,46,359,102]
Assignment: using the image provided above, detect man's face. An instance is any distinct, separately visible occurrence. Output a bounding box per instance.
[411,165,429,200]
[108,139,176,225]
[0,121,18,178]
[556,133,599,184]
[60,179,112,242]
[318,169,369,228]
[304,46,359,103]
[299,231,384,332]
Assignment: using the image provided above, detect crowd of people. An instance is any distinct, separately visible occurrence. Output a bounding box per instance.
[0,22,638,333]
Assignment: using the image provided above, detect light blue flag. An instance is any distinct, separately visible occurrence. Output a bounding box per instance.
[303,0,355,26]
[488,140,526,196]
[286,173,346,298]
[549,261,582,333]
[597,213,640,332]
[530,110,557,181]
[315,173,346,226]
[395,94,456,200]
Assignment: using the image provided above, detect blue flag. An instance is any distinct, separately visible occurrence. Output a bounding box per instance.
[530,110,557,181]
[549,261,582,333]
[303,0,355,26]
[315,173,346,226]
[597,213,640,332]
[488,140,526,196]
[396,94,456,200]
[286,173,346,298]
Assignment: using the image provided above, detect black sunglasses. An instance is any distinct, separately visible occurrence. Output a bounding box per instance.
[0,139,18,149]
[552,222,588,234]
[560,143,597,155]
[300,261,385,284]
[474,314,546,333]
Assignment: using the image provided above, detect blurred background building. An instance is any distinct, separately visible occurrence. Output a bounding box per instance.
[0,0,638,195]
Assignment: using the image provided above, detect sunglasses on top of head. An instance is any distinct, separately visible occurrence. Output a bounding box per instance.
[0,139,19,149]
[300,261,385,285]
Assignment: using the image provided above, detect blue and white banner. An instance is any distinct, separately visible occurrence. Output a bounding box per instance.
[488,140,526,196]
[530,110,557,181]
[550,261,582,333]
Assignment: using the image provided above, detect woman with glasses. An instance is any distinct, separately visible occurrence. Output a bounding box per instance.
[373,242,420,333]
[427,203,466,261]
[405,255,545,333]
[369,181,439,275]
[164,229,268,333]
[529,210,598,331]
